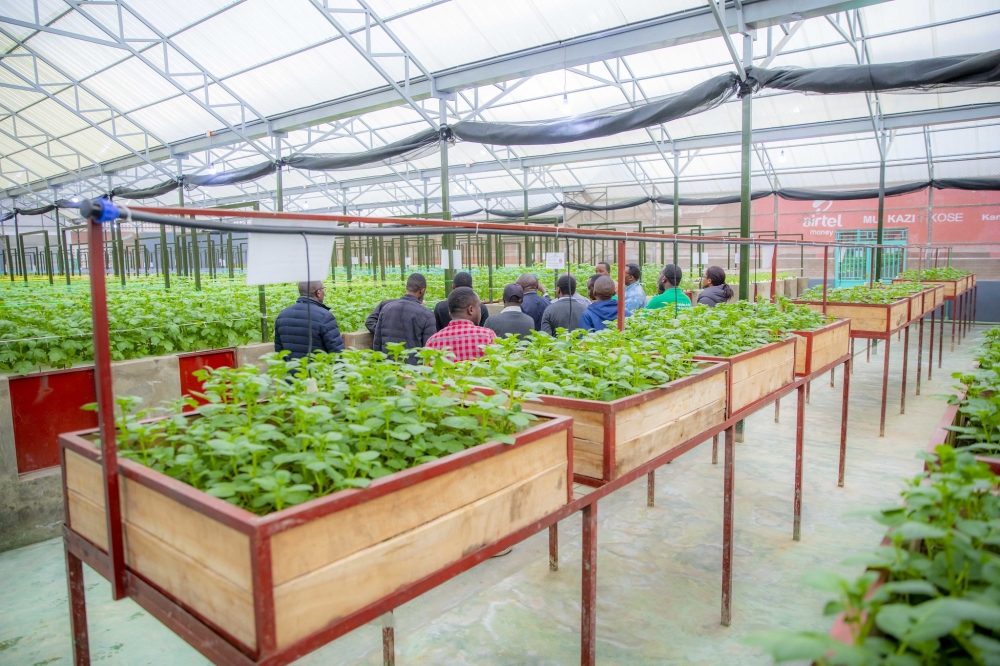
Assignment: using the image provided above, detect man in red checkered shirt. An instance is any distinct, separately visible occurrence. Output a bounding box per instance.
[425,286,496,361]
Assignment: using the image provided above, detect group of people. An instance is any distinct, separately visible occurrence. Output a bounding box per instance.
[273,263,734,363]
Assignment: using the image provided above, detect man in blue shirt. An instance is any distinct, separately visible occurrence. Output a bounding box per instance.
[515,273,551,330]
[623,263,646,313]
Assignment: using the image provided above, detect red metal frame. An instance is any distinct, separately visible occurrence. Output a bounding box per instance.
[178,348,237,409]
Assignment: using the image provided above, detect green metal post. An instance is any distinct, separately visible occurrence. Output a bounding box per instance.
[43,230,53,284]
[738,89,751,300]
[15,214,26,282]
[673,152,679,265]
[227,232,234,279]
[440,105,455,294]
[343,202,352,281]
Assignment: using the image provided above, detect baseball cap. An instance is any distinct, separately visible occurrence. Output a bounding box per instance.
[502,283,524,302]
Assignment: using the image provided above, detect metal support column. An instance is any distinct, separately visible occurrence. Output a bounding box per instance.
[673,152,679,265]
[440,102,455,294]
[874,132,887,281]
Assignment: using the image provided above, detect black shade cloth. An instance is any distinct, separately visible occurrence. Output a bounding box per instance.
[282,128,441,171]
[749,50,1000,94]
[776,182,930,201]
[112,179,180,199]
[184,161,276,187]
[451,208,484,218]
[563,196,651,211]
[654,191,772,206]
[485,202,562,218]
[933,177,1000,191]
[452,74,738,146]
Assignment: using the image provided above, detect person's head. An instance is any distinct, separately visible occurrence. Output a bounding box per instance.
[453,271,473,289]
[624,263,641,286]
[406,273,427,302]
[592,275,616,301]
[703,266,727,289]
[586,274,600,300]
[595,262,611,277]
[502,283,524,308]
[447,286,481,324]
[298,280,325,303]
[516,273,539,293]
[659,264,683,292]
[555,273,576,299]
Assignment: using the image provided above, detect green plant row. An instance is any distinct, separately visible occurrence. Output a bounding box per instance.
[897,267,972,281]
[947,327,1000,453]
[799,282,928,305]
[103,345,536,515]
[461,298,830,402]
[748,445,1000,665]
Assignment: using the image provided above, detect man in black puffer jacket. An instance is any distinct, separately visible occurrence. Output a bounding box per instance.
[274,281,345,360]
[373,273,437,364]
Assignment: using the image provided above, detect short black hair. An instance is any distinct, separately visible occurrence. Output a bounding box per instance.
[453,271,473,288]
[447,286,479,314]
[597,261,611,272]
[556,273,576,296]
[662,264,683,288]
[626,263,641,281]
[406,273,426,292]
[586,274,600,297]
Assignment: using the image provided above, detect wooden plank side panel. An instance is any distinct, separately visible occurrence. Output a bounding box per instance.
[732,358,795,412]
[67,489,108,551]
[614,371,726,443]
[123,522,257,651]
[271,431,568,586]
[122,479,252,593]
[65,449,106,507]
[273,462,569,648]
[519,402,604,443]
[794,335,808,376]
[889,302,909,330]
[731,342,795,384]
[615,396,726,477]
[573,437,604,480]
[799,303,889,332]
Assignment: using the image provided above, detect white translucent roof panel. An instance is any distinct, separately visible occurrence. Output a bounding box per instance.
[866,11,1000,61]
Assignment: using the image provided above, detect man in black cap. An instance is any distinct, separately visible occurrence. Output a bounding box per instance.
[484,284,535,339]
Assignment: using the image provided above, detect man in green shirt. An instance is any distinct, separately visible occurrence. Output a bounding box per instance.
[645,264,692,315]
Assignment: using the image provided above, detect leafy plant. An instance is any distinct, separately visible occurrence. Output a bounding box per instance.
[747,445,1000,666]
[946,328,1000,454]
[800,283,927,305]
[103,346,536,515]
[897,267,972,281]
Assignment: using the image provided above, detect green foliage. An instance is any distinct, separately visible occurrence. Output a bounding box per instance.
[748,446,1000,666]
[801,283,927,305]
[462,298,829,402]
[108,346,536,515]
[897,267,972,281]
[947,328,1000,454]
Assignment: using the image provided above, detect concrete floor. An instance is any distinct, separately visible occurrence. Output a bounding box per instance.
[0,325,984,666]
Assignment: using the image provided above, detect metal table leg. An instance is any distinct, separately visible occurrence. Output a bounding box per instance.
[793,384,805,542]
[65,544,90,666]
[880,337,891,437]
[838,357,851,488]
[581,503,598,666]
[721,426,735,627]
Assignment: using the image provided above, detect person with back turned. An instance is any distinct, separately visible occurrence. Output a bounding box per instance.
[645,264,692,315]
[515,273,551,330]
[485,284,535,339]
[372,273,436,363]
[623,263,646,313]
[579,275,623,332]
[426,287,497,361]
[274,281,345,359]
[541,273,587,335]
[434,271,489,330]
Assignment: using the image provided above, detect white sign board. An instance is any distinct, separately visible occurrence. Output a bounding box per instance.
[405,257,412,266]
[246,233,336,285]
[760,244,775,269]
[351,256,360,265]
[440,249,462,270]
[544,252,566,269]
[695,252,709,265]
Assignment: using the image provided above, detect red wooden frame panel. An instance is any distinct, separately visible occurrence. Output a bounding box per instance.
[10,366,97,473]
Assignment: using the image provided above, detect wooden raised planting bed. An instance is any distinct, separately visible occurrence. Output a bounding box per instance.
[926,398,1000,475]
[503,362,728,486]
[790,318,851,377]
[893,277,964,300]
[60,413,573,660]
[793,298,909,337]
[693,337,796,415]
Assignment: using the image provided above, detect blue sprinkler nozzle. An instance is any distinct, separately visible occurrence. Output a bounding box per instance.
[79,198,120,224]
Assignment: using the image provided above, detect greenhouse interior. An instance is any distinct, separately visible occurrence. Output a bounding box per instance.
[1,0,1000,664]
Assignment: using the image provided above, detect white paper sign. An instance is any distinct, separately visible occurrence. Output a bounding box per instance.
[440,249,462,270]
[696,252,709,265]
[760,244,775,269]
[246,233,336,285]
[544,252,566,269]
[351,256,360,265]
[405,257,412,266]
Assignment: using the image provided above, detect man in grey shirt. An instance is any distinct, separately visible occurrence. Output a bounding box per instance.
[541,273,588,335]
[484,284,535,339]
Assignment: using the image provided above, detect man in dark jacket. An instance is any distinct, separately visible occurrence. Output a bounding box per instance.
[373,273,436,364]
[485,284,535,339]
[516,273,551,330]
[274,281,345,359]
[434,271,489,331]
[365,299,393,335]
[541,273,587,335]
[579,276,622,332]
